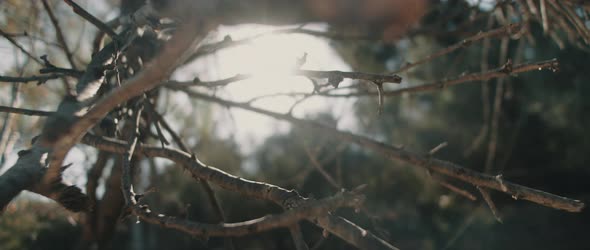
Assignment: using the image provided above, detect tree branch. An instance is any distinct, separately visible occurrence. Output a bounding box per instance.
[82,134,399,250]
[167,70,401,89]
[0,15,209,213]
[0,74,64,84]
[42,0,78,70]
[393,23,522,74]
[0,106,54,116]
[174,89,584,213]
[320,58,559,98]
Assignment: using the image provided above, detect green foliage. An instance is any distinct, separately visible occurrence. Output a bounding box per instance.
[0,199,79,250]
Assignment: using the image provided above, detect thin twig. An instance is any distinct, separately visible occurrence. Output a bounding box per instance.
[433,176,477,201]
[464,14,496,157]
[484,37,510,173]
[0,27,43,65]
[0,84,21,168]
[0,106,54,116]
[303,144,341,190]
[477,186,503,222]
[393,23,521,74]
[0,74,64,84]
[143,100,235,249]
[167,70,401,88]
[63,0,118,38]
[184,27,370,63]
[41,0,77,70]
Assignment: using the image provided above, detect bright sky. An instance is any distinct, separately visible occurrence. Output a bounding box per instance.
[171,24,358,155]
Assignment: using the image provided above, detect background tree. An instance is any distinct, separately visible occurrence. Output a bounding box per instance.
[0,0,588,249]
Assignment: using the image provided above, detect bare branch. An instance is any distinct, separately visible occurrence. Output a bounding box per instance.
[42,18,212,190]
[144,100,235,248]
[0,106,54,116]
[320,58,559,98]
[41,0,78,70]
[176,90,584,212]
[0,27,43,65]
[394,23,522,74]
[82,134,399,250]
[434,177,478,201]
[0,74,64,84]
[0,16,209,213]
[63,0,118,38]
[167,70,401,89]
[120,118,364,238]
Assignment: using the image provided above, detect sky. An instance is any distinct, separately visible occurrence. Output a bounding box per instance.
[171,24,359,155]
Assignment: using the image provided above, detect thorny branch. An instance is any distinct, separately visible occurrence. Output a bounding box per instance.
[120,125,366,238]
[174,89,584,213]
[41,18,210,190]
[167,70,401,88]
[315,58,559,98]
[143,100,236,249]
[0,13,207,213]
[83,134,399,250]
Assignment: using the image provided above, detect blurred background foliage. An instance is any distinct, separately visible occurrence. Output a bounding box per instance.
[1,0,590,249]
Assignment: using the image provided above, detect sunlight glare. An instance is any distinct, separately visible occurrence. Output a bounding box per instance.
[175,24,358,154]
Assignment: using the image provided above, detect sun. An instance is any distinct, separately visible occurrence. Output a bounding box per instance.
[174,24,357,150]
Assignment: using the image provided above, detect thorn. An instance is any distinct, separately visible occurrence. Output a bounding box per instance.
[60,163,74,173]
[134,193,145,202]
[428,142,448,156]
[374,81,384,116]
[351,184,368,193]
[328,75,343,88]
[295,52,307,68]
[17,149,32,157]
[222,35,232,43]
[500,59,513,74]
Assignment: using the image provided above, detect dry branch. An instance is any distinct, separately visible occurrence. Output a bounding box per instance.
[82,134,399,250]
[42,0,77,70]
[42,18,210,190]
[394,23,522,73]
[0,74,64,84]
[0,16,208,213]
[175,89,584,213]
[63,0,118,38]
[0,106,54,116]
[322,58,559,98]
[167,70,401,88]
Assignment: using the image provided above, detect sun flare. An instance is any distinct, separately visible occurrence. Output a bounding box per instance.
[180,24,357,149]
